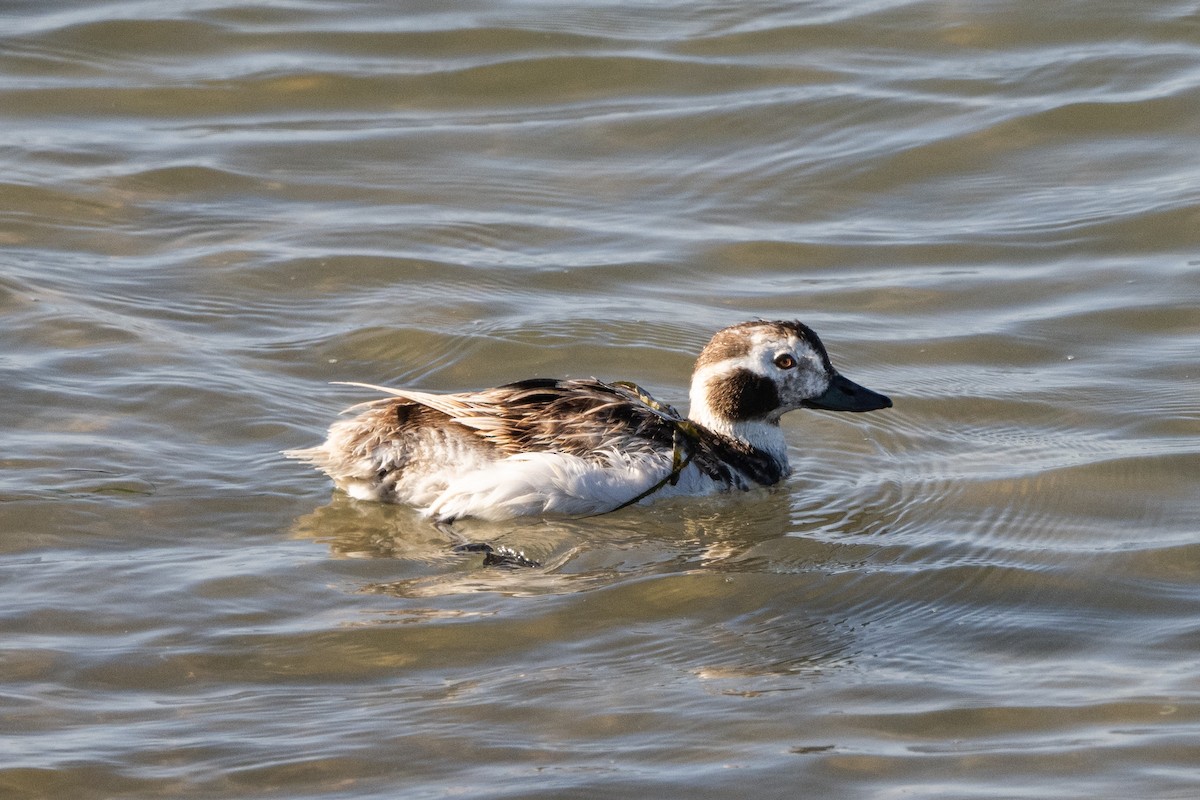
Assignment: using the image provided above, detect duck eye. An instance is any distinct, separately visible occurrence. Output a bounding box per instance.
[774,353,797,370]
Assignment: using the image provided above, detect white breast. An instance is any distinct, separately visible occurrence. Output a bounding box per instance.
[421,448,728,522]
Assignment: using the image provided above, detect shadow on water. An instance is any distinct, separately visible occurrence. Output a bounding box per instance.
[284,486,904,680]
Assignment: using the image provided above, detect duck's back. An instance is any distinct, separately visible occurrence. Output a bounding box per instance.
[444,378,679,457]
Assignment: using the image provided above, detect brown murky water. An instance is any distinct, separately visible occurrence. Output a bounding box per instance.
[3,2,1199,798]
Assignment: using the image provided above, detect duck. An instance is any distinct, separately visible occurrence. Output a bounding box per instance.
[287,320,891,529]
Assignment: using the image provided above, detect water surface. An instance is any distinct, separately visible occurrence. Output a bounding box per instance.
[3,1,1199,798]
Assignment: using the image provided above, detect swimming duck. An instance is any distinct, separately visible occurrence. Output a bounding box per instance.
[287,320,891,524]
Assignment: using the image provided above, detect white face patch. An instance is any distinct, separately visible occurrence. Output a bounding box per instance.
[774,335,832,405]
[741,329,831,409]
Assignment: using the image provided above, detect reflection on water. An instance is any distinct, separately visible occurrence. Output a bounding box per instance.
[3,0,1199,797]
[291,489,798,590]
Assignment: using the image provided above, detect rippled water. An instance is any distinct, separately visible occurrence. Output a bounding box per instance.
[3,1,1200,798]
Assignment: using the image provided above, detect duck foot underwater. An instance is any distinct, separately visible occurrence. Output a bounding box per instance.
[434,521,542,568]
[452,541,542,569]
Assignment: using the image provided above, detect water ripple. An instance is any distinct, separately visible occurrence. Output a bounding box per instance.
[4,1,1200,797]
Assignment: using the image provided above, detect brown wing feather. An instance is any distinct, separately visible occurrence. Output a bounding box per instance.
[446,379,679,457]
[326,379,678,460]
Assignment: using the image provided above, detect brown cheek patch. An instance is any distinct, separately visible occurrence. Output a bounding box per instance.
[708,368,780,421]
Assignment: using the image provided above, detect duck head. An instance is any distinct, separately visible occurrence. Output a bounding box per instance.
[687,320,891,453]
